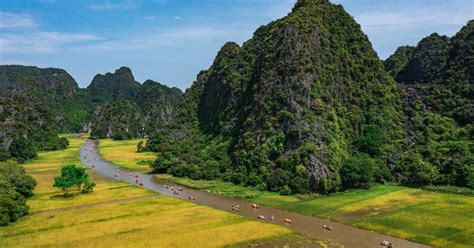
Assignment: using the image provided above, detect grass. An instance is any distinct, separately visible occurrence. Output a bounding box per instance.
[98,138,474,247]
[0,136,298,247]
[98,139,156,173]
[157,175,474,248]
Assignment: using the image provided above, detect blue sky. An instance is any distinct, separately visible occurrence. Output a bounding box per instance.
[1,0,473,89]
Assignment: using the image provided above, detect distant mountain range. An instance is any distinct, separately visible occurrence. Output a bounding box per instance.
[1,0,472,193]
[0,65,183,161]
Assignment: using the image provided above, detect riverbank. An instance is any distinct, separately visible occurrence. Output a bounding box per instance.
[156,174,474,248]
[0,136,298,247]
[96,138,472,248]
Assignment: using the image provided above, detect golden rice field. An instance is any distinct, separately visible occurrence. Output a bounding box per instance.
[99,139,474,248]
[99,139,156,173]
[0,136,295,247]
[157,175,474,248]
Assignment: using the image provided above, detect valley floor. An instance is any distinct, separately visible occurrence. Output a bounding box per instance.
[0,136,301,248]
[96,138,473,248]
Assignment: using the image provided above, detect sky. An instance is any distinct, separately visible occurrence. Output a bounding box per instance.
[1,0,473,90]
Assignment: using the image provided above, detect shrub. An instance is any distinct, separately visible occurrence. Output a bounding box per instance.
[0,175,28,226]
[0,160,37,197]
[340,154,376,189]
[9,137,37,162]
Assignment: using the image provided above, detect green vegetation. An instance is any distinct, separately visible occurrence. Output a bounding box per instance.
[99,139,156,173]
[0,65,182,162]
[0,136,295,247]
[91,100,144,139]
[384,20,473,189]
[88,67,183,139]
[53,165,96,196]
[0,160,37,226]
[148,0,405,194]
[157,174,474,248]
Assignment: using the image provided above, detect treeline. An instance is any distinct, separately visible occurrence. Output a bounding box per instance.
[0,160,36,226]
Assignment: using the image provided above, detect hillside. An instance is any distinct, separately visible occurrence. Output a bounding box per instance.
[0,65,182,161]
[148,0,405,194]
[0,66,80,161]
[384,20,473,188]
[88,68,183,138]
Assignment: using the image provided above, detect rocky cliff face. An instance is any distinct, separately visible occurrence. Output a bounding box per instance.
[87,67,183,139]
[384,20,473,188]
[0,66,76,161]
[91,100,144,139]
[87,66,141,105]
[150,0,404,193]
[385,21,473,125]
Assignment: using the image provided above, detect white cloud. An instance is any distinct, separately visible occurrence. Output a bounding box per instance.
[173,16,181,20]
[0,12,38,29]
[74,26,251,52]
[0,32,102,54]
[143,16,157,20]
[88,0,138,10]
[353,3,473,33]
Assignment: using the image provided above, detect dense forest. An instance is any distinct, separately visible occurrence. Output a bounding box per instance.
[384,20,474,189]
[0,0,472,195]
[0,66,182,162]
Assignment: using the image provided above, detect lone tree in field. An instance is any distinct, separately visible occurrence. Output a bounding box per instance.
[53,165,95,197]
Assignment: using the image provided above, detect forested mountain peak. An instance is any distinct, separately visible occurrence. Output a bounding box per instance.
[0,65,79,97]
[149,0,404,194]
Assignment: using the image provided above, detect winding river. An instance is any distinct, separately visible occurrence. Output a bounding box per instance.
[80,140,429,248]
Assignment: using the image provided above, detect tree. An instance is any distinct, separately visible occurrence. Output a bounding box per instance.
[53,165,95,197]
[354,125,384,157]
[9,137,37,162]
[340,154,376,189]
[0,160,37,197]
[0,174,28,226]
[402,152,439,187]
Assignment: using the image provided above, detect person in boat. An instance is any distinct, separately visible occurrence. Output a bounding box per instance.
[188,195,195,201]
[251,203,258,209]
[178,187,183,191]
[284,218,292,224]
[164,185,168,189]
[323,225,333,230]
[231,203,240,211]
[269,214,275,220]
[170,186,174,191]
[381,240,393,247]
[257,215,265,220]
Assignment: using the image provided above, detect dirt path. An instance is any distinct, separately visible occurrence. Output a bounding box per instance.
[29,195,160,216]
[80,140,431,248]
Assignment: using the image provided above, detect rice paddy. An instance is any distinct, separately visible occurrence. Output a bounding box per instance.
[0,136,296,247]
[98,139,155,173]
[101,138,474,248]
[156,175,474,248]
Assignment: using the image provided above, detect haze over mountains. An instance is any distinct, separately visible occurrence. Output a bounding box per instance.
[1,0,472,193]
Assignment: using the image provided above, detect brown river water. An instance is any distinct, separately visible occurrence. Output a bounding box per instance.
[80,140,430,248]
